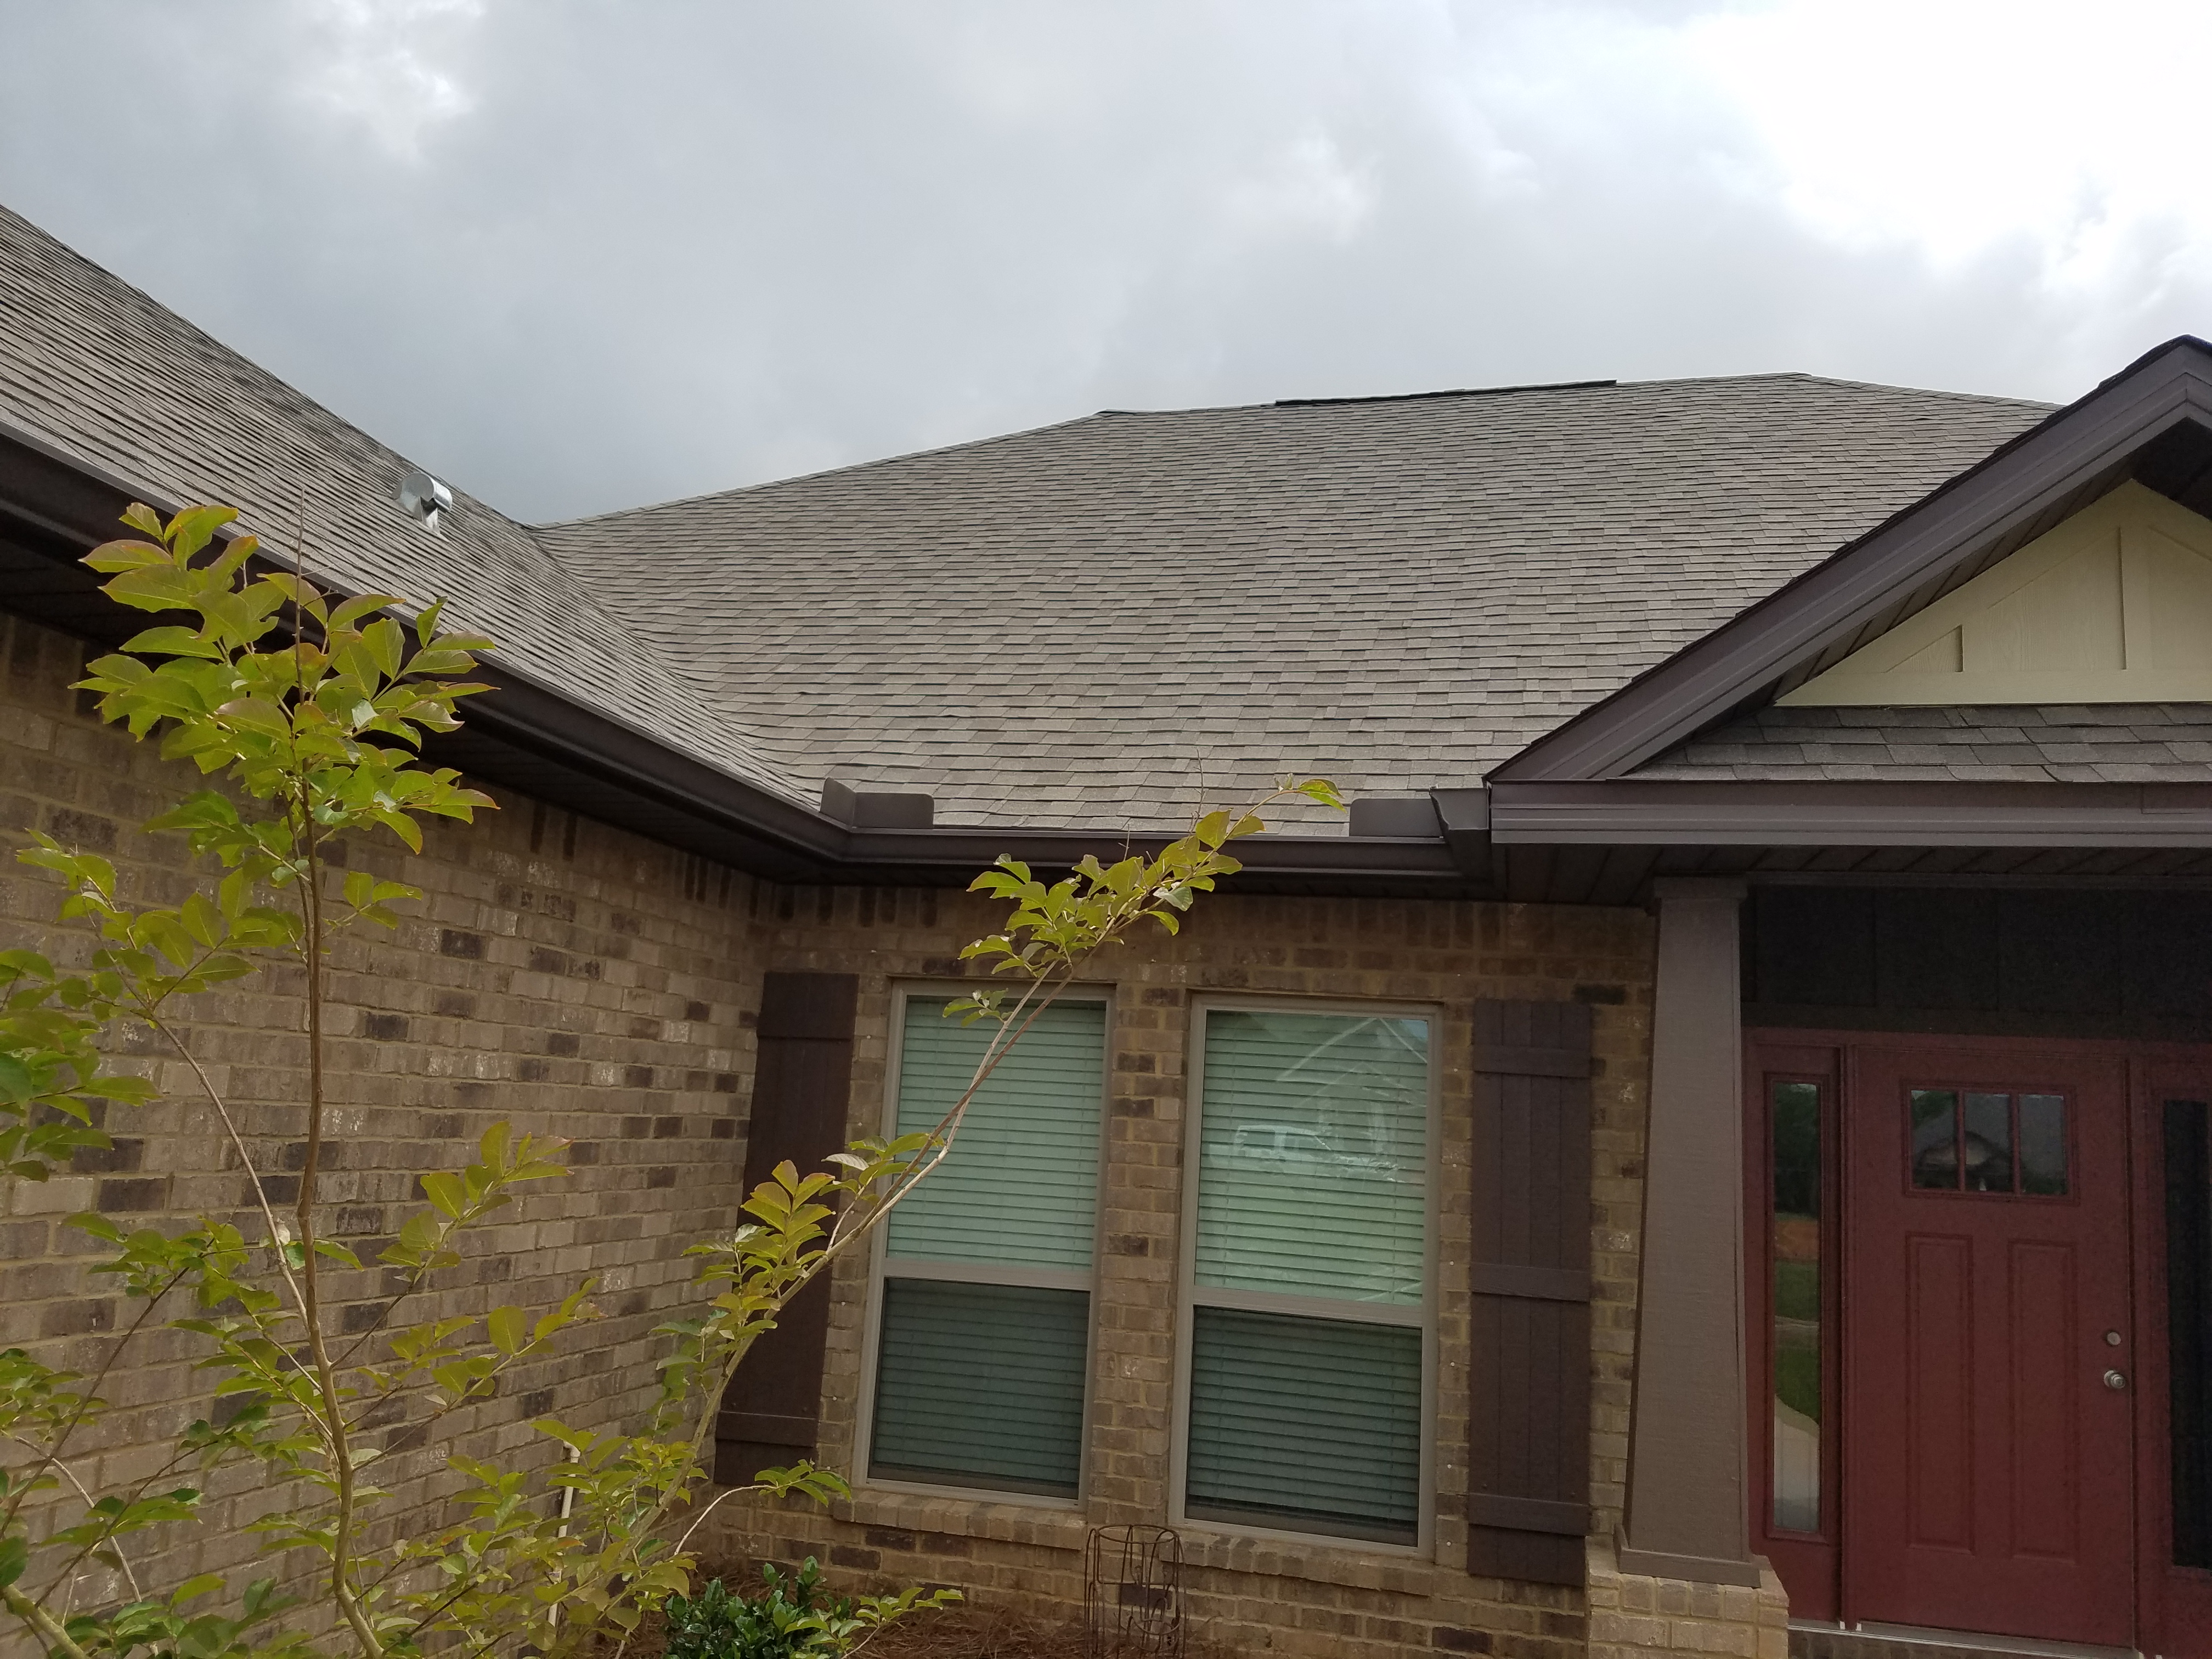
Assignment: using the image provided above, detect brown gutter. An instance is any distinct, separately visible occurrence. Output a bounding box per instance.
[0,424,1480,895]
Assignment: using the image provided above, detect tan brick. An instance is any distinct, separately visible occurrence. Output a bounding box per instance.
[0,607,1697,1659]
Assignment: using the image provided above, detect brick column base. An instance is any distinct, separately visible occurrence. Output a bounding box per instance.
[1586,1536,1787,1659]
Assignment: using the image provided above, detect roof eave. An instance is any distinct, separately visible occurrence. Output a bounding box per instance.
[0,423,1480,894]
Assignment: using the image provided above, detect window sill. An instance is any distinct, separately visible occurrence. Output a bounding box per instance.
[1167,1512,1436,1570]
[846,1482,1092,1547]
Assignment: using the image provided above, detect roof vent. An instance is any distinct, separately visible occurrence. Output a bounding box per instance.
[398,468,454,531]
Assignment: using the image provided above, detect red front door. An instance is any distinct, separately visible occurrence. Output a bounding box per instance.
[1845,1042,2135,1644]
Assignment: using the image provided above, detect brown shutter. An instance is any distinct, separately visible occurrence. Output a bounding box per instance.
[712,972,859,1486]
[1466,998,1594,1585]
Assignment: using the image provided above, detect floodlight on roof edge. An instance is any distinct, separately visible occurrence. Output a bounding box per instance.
[398,467,454,532]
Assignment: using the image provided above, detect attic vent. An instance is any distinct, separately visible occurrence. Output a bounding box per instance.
[397,468,454,531]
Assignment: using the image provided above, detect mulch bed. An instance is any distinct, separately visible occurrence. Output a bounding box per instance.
[607,1576,1226,1658]
[859,1603,1095,1658]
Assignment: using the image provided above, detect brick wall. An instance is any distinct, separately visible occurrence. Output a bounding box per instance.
[1,600,1677,1658]
[0,610,762,1623]
[1585,1540,1788,1659]
[709,879,1660,1658]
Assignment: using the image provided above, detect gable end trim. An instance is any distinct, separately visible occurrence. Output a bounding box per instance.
[1489,343,2212,783]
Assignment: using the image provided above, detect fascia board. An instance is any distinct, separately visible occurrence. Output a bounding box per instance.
[1490,780,2212,847]
[1489,347,2212,784]
[839,825,1463,882]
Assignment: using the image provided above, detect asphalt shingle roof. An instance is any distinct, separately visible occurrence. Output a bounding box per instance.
[0,205,793,803]
[542,380,2052,826]
[1634,703,2212,784]
[0,201,2067,830]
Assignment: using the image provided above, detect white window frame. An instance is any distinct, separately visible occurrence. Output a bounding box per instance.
[853,981,1114,1508]
[1169,993,1442,1555]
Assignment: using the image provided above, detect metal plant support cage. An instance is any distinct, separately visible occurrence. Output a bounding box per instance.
[1083,1525,1185,1658]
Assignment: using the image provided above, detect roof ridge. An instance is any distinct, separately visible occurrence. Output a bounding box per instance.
[535,409,1122,529]
[545,368,2054,531]
[1272,378,1618,409]
[1609,366,2056,410]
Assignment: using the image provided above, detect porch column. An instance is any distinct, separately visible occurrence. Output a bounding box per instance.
[1620,877,1759,1586]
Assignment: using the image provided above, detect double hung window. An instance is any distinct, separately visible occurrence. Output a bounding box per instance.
[1178,1002,1435,1546]
[863,991,1107,1498]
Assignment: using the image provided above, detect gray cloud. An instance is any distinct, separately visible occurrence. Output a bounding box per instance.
[3,0,2207,522]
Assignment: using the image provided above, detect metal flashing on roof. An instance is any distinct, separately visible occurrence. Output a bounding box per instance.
[1273,379,1617,408]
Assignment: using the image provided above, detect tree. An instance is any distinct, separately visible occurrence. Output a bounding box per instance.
[0,501,1340,1659]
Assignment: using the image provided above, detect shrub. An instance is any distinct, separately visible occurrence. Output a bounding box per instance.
[662,1560,862,1659]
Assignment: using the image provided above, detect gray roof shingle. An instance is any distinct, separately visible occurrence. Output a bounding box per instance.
[541,380,2053,826]
[0,204,795,803]
[1,201,2068,830]
[1634,703,2212,783]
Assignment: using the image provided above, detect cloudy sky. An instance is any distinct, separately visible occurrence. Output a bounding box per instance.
[3,1,2209,523]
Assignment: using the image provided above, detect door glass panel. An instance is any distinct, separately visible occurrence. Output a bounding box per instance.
[1963,1091,2015,1193]
[1771,1080,1822,1533]
[2019,1093,2069,1197]
[1907,1087,2067,1198]
[1910,1089,1960,1189]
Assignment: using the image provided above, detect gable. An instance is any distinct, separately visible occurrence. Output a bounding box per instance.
[1780,481,2212,707]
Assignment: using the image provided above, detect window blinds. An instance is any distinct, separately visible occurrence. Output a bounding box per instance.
[886,998,1107,1269]
[1184,1008,1431,1543]
[1194,1011,1430,1305]
[869,1279,1089,1495]
[1186,1307,1423,1542]
[869,995,1106,1498]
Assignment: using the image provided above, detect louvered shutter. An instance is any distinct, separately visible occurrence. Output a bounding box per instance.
[713,972,857,1486]
[1466,998,1594,1585]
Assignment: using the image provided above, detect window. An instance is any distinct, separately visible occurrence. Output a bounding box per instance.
[1908,1088,2069,1195]
[1177,1002,1434,1547]
[862,992,1107,1498]
[1769,1080,1824,1534]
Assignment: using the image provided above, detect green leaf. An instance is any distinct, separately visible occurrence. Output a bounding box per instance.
[419,1171,465,1218]
[0,1533,26,1588]
[120,624,222,659]
[215,696,291,736]
[0,1054,34,1105]
[166,505,238,562]
[486,1305,527,1356]
[180,891,224,948]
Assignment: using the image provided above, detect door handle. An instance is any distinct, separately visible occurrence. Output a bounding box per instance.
[2103,1369,2128,1391]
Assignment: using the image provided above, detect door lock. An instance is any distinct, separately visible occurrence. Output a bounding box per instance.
[2104,1369,2128,1391]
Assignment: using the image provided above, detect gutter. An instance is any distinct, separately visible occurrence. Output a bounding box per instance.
[0,421,1483,895]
